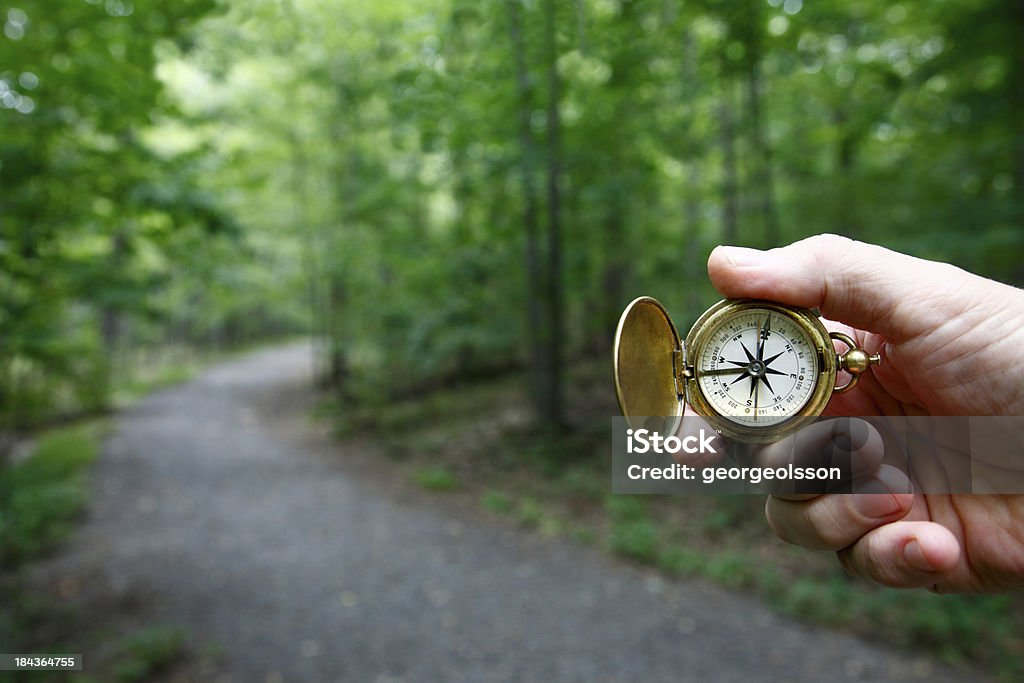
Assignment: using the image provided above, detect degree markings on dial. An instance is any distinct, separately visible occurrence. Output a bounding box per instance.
[696,309,818,427]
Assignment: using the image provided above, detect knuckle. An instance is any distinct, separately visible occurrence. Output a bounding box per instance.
[808,499,855,550]
[862,536,911,588]
[801,233,854,254]
[765,497,811,548]
[767,495,854,551]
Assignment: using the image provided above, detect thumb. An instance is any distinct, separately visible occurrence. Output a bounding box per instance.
[707,234,968,343]
[837,520,960,589]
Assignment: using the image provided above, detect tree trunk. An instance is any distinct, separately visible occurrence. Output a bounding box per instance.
[746,57,779,247]
[601,199,625,347]
[327,274,349,389]
[101,230,129,351]
[720,80,739,245]
[575,0,587,54]
[288,131,324,384]
[680,28,703,319]
[543,0,565,429]
[594,0,638,349]
[323,88,360,396]
[506,0,548,427]
[1010,0,1024,224]
[833,106,858,236]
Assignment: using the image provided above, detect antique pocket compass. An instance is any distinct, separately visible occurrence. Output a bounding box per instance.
[613,297,881,443]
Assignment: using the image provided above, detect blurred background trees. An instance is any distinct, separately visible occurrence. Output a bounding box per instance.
[2,0,1021,431]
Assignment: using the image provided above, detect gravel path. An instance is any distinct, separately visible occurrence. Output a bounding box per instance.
[30,343,989,682]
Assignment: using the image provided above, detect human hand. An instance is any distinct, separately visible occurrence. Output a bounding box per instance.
[707,234,1024,592]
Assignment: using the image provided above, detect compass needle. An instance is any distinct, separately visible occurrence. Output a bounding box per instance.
[757,313,770,361]
[703,367,746,376]
[730,372,751,385]
[754,377,759,419]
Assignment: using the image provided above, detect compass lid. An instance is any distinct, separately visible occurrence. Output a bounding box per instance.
[613,296,686,429]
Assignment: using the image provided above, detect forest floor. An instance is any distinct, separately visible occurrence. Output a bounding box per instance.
[11,342,999,682]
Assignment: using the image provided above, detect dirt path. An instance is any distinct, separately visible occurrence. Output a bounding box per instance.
[29,343,988,682]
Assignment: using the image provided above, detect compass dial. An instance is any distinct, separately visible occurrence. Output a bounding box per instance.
[693,308,819,427]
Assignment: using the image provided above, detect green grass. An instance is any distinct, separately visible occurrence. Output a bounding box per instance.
[481,490,514,514]
[0,423,104,569]
[514,496,544,528]
[0,421,104,683]
[0,422,194,683]
[413,466,459,491]
[655,546,703,577]
[112,364,198,406]
[606,496,660,562]
[111,625,187,683]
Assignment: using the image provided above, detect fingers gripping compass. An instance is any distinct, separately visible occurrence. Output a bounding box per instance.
[613,298,881,443]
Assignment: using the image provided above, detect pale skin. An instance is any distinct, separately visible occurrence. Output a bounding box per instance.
[706,234,1024,593]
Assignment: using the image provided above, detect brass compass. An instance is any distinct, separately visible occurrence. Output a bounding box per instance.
[613,297,881,443]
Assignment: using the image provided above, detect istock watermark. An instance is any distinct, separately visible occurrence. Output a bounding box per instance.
[620,424,841,488]
[625,428,717,455]
[611,416,1024,495]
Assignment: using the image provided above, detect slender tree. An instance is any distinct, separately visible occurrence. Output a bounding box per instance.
[543,0,566,429]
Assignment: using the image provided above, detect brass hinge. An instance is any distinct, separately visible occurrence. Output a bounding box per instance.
[673,343,690,401]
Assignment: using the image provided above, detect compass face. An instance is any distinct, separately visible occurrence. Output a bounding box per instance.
[693,307,819,427]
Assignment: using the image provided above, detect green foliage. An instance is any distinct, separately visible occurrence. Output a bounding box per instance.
[514,497,542,527]
[656,546,703,577]
[4,0,1022,425]
[140,0,1023,421]
[604,495,649,523]
[111,625,186,683]
[0,423,102,569]
[555,465,605,500]
[0,0,231,428]
[699,495,763,536]
[481,490,514,514]
[501,494,566,536]
[606,495,660,562]
[413,466,459,491]
[704,551,759,590]
[608,517,660,563]
[763,575,1023,679]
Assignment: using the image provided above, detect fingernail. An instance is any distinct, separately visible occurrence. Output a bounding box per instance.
[717,246,769,268]
[904,539,935,572]
[854,481,903,518]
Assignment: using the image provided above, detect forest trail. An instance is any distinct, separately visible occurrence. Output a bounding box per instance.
[28,343,988,682]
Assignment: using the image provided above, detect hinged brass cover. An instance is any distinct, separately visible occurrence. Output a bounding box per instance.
[613,297,686,429]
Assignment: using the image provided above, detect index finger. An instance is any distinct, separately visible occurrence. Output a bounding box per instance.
[706,234,964,343]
